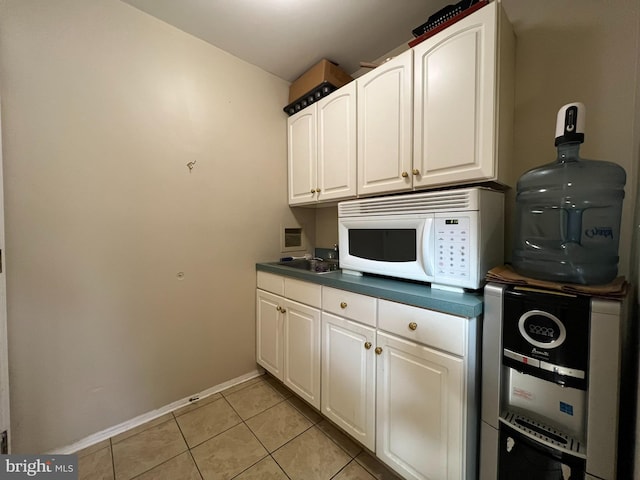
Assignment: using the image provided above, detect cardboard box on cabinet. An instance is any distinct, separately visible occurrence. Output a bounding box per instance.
[288,59,353,104]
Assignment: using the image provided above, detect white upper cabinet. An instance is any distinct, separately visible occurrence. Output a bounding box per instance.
[288,82,357,206]
[357,50,413,197]
[413,1,514,188]
[287,108,317,205]
[287,2,514,202]
[318,82,357,202]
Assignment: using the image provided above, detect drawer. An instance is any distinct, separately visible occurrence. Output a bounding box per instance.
[322,287,377,328]
[284,277,322,308]
[257,271,285,296]
[378,299,466,356]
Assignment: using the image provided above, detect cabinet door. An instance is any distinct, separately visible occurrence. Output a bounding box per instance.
[256,290,284,380]
[413,2,497,188]
[282,299,321,409]
[317,82,357,202]
[288,106,318,205]
[376,331,464,480]
[357,50,413,196]
[321,312,376,451]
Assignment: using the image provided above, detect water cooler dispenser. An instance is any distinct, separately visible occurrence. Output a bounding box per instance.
[511,102,626,285]
[480,283,627,480]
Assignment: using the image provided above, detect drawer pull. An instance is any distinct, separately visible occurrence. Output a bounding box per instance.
[375,347,383,355]
[409,322,418,331]
[364,342,372,350]
[340,302,348,309]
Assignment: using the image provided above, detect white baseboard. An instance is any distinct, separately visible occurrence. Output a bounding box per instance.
[49,369,264,454]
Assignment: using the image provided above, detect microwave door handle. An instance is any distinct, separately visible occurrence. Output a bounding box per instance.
[423,217,435,277]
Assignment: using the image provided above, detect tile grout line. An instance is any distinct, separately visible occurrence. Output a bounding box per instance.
[328,461,352,480]
[172,411,205,480]
[222,379,313,480]
[252,379,370,473]
[109,438,116,480]
[266,453,294,480]
[93,375,390,480]
[353,452,403,480]
[81,377,271,479]
[217,389,278,480]
[282,401,365,461]
[266,389,396,479]
[113,417,193,480]
[217,392,273,479]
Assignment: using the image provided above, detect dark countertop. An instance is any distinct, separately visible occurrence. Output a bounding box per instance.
[256,262,484,318]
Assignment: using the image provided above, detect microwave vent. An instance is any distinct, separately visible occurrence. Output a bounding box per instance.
[339,189,484,217]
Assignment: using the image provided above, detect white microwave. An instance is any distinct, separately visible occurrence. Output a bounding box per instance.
[338,188,504,291]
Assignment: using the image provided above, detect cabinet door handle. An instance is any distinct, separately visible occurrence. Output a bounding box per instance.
[412,169,420,176]
[310,189,316,194]
[375,347,383,355]
[280,307,286,313]
[340,302,347,309]
[316,187,321,193]
[401,171,409,178]
[364,342,372,350]
[276,306,282,312]
[409,322,418,331]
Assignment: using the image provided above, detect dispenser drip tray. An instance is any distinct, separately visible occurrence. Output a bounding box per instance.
[499,411,585,458]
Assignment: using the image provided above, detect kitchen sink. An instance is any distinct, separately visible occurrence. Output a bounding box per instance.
[277,258,340,274]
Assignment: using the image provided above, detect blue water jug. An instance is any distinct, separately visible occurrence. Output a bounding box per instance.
[512,103,626,285]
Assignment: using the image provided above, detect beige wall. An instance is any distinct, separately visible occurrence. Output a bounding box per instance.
[0,0,315,453]
[315,206,339,249]
[501,0,639,278]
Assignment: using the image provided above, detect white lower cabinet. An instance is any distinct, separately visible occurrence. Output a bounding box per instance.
[321,312,376,451]
[256,272,321,409]
[375,330,464,480]
[257,273,477,480]
[256,290,284,379]
[282,298,321,409]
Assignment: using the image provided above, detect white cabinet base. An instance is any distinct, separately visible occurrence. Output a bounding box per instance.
[256,290,283,379]
[321,312,376,451]
[283,299,321,410]
[258,272,479,480]
[376,331,464,480]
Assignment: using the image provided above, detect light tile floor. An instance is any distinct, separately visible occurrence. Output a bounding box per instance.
[76,374,403,480]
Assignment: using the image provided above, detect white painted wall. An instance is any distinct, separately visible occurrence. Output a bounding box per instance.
[0,0,315,453]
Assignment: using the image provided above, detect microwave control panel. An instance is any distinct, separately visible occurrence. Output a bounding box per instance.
[435,216,471,279]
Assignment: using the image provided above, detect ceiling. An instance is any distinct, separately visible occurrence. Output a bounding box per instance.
[121,0,454,82]
[119,0,603,83]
